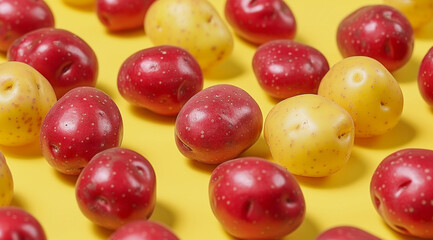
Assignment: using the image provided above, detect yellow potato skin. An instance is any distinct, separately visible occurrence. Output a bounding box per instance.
[144,0,234,70]
[383,0,433,29]
[264,94,355,177]
[0,152,12,206]
[318,56,403,138]
[0,62,57,147]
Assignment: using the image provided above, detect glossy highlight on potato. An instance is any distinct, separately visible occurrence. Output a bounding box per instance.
[318,56,404,138]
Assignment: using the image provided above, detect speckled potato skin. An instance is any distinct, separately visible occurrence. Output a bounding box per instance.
[264,94,355,177]
[370,148,433,239]
[144,0,234,70]
[76,147,156,230]
[318,56,404,138]
[0,152,13,206]
[175,84,263,164]
[0,61,57,147]
[40,87,123,175]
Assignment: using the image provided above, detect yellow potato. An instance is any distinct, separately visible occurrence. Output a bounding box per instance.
[144,0,234,71]
[318,56,404,138]
[0,62,57,147]
[383,0,433,29]
[0,152,12,206]
[264,94,355,177]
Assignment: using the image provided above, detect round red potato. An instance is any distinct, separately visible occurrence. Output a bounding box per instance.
[40,87,123,175]
[8,28,99,98]
[109,220,179,240]
[315,226,381,240]
[225,0,296,45]
[337,5,414,72]
[175,84,263,164]
[370,148,433,239]
[418,46,433,107]
[76,147,156,230]
[252,40,329,99]
[0,206,46,240]
[209,157,305,239]
[117,45,203,116]
[0,0,54,52]
[97,0,156,31]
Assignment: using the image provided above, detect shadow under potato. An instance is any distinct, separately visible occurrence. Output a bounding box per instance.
[204,57,245,81]
[355,118,415,150]
[294,149,367,189]
[0,140,42,159]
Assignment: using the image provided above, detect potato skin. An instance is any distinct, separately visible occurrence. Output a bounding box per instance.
[318,56,403,138]
[264,94,355,177]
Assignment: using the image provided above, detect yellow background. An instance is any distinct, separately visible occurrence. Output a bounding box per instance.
[0,0,432,239]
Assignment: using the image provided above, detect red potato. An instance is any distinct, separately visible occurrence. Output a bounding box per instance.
[337,5,414,72]
[209,157,305,239]
[97,0,156,32]
[40,87,123,175]
[174,84,263,164]
[0,0,54,52]
[370,148,433,239]
[76,147,156,230]
[418,46,433,107]
[252,40,329,99]
[0,206,46,240]
[224,0,296,45]
[109,220,179,240]
[8,28,99,98]
[117,45,203,116]
[315,226,381,240]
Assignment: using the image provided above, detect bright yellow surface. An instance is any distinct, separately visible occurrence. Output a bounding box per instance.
[0,0,432,239]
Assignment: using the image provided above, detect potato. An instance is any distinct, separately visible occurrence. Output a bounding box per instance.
[318,56,404,138]
[0,62,57,146]
[144,0,234,71]
[0,152,12,206]
[264,94,355,177]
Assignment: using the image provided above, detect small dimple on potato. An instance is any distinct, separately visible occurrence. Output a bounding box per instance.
[318,56,403,138]
[264,94,355,177]
[0,62,56,147]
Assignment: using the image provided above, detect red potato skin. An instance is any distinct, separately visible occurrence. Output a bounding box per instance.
[209,157,305,239]
[40,87,123,175]
[0,0,54,52]
[174,84,263,164]
[337,5,414,72]
[418,46,433,106]
[117,45,203,116]
[0,207,46,240]
[8,28,99,98]
[97,0,156,31]
[76,147,156,230]
[109,220,179,240]
[315,226,381,240]
[224,0,296,45]
[252,40,329,99]
[370,148,433,239]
